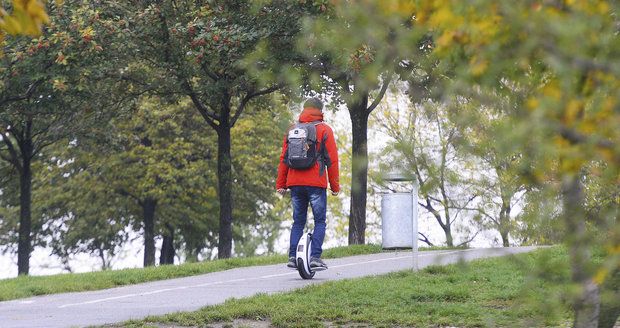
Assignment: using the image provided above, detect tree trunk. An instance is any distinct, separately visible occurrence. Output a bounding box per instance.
[348,96,369,245]
[562,174,600,328]
[598,268,620,328]
[217,124,233,258]
[444,224,454,247]
[499,229,510,247]
[97,246,111,270]
[185,248,200,263]
[142,198,157,267]
[498,180,513,247]
[426,201,453,248]
[17,151,32,275]
[159,224,175,265]
[499,206,511,247]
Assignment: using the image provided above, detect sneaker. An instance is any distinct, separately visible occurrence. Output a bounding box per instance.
[309,257,327,269]
[287,257,297,269]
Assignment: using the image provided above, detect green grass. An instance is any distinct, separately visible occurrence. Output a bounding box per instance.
[0,244,461,302]
[0,244,398,301]
[124,247,572,328]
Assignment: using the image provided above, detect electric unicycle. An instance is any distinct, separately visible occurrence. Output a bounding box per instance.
[295,232,326,279]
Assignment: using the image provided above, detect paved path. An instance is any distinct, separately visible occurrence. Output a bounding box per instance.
[0,247,538,327]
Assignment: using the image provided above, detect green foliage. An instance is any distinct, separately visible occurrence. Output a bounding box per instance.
[230,97,293,256]
[40,94,291,266]
[122,0,302,113]
[0,2,123,272]
[296,1,422,102]
[40,96,217,267]
[116,0,305,258]
[339,1,619,324]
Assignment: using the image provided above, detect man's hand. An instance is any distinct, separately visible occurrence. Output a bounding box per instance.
[331,191,339,196]
[277,188,287,195]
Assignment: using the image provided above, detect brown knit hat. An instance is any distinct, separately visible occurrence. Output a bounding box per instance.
[303,97,324,111]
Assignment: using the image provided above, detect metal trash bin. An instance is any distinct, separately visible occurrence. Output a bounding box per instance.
[382,192,417,249]
[380,170,419,269]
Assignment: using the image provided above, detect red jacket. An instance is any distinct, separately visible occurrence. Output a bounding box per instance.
[276,108,340,192]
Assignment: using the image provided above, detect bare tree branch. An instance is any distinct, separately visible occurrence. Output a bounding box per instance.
[335,75,352,96]
[427,194,444,204]
[558,124,615,149]
[457,229,481,247]
[116,188,143,206]
[451,194,478,220]
[230,84,282,128]
[419,197,446,229]
[418,232,434,246]
[367,71,394,114]
[456,205,499,226]
[0,133,22,173]
[200,61,220,82]
[0,151,16,166]
[181,80,219,130]
[0,80,44,107]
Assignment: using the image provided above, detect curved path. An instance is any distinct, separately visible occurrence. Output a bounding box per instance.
[0,247,538,327]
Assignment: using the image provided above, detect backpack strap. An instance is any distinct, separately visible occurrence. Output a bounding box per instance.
[317,134,331,177]
[317,127,328,177]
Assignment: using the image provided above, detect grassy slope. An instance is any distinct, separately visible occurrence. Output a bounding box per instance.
[0,244,396,302]
[130,247,571,328]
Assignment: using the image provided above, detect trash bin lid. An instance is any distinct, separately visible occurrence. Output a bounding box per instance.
[383,171,414,182]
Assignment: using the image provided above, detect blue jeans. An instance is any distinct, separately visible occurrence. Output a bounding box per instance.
[288,186,327,259]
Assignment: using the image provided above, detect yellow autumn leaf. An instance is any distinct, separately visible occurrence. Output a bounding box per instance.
[542,80,562,100]
[435,30,454,50]
[600,98,616,116]
[1,16,24,34]
[377,0,416,18]
[559,154,585,174]
[52,78,67,91]
[553,135,571,149]
[596,1,610,14]
[25,0,48,18]
[577,119,596,134]
[55,51,67,65]
[593,267,608,285]
[428,5,463,29]
[596,147,615,163]
[22,14,42,36]
[526,97,539,111]
[469,56,488,77]
[607,244,620,255]
[0,0,53,37]
[80,26,95,43]
[563,99,583,124]
[469,15,501,46]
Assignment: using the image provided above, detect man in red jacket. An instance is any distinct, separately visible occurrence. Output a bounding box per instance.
[276,98,340,269]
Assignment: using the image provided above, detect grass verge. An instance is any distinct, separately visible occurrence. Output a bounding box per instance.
[124,247,573,328]
[0,244,402,302]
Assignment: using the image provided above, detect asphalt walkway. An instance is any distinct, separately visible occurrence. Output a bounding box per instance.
[0,247,539,327]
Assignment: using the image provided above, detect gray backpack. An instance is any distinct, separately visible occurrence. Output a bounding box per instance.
[285,121,323,170]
